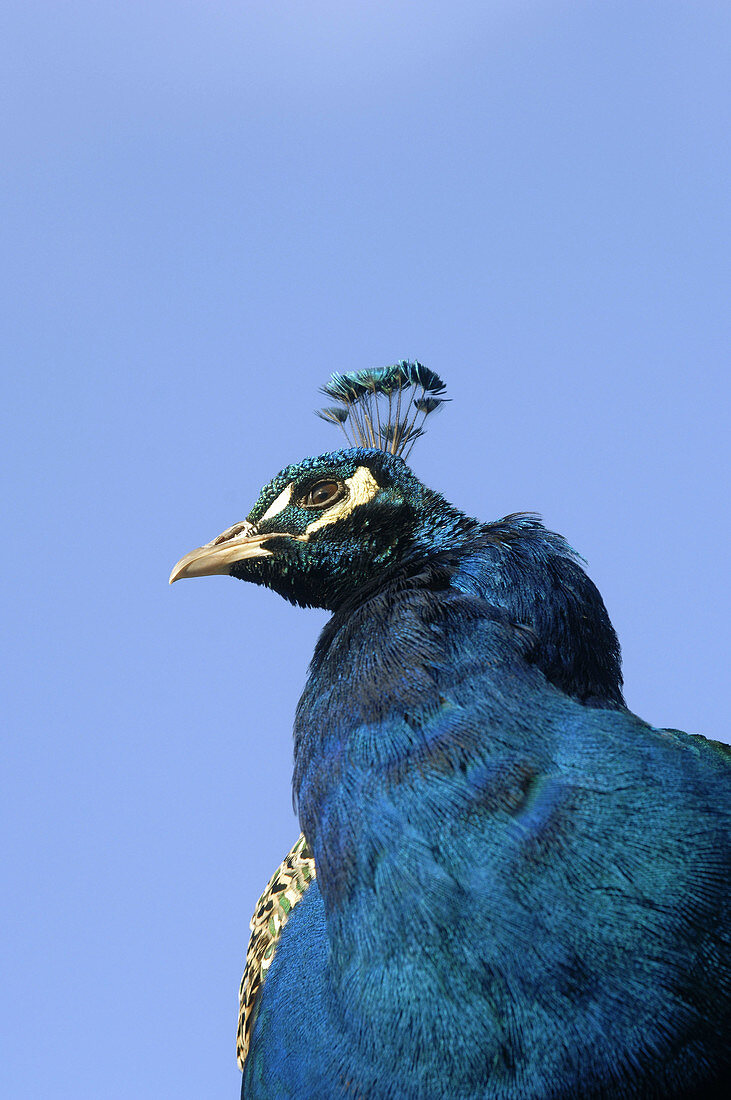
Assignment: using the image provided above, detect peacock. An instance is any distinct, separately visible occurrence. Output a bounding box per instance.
[170,363,730,1100]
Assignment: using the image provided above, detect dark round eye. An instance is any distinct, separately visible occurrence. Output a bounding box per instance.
[301,480,344,508]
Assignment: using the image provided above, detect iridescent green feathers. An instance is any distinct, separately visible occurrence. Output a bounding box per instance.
[316,360,448,458]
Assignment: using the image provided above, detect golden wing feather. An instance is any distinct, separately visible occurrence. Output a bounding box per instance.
[236,833,316,1069]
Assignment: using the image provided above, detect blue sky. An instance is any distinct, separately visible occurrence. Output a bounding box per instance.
[3,2,729,1096]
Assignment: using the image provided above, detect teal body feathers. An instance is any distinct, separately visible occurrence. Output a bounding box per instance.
[170,365,730,1099]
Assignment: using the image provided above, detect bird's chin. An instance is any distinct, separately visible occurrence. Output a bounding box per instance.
[230,540,382,611]
[239,560,340,610]
[227,540,315,602]
[228,556,274,584]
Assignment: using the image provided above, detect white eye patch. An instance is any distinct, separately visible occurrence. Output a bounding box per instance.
[257,465,381,535]
[259,483,294,524]
[304,465,380,536]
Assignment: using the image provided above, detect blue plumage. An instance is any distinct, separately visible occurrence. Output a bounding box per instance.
[169,367,730,1099]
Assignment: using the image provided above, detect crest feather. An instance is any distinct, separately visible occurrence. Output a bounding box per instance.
[316,360,448,458]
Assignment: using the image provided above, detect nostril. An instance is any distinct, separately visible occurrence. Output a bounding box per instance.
[212,521,258,545]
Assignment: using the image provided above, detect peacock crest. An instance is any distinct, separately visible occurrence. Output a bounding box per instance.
[316,360,448,458]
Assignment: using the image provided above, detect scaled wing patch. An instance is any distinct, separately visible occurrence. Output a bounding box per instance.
[236,833,317,1069]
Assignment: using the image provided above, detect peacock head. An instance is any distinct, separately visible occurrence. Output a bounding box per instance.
[169,363,466,610]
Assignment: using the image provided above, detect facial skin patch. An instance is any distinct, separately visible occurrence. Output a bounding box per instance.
[259,484,294,525]
[304,465,380,536]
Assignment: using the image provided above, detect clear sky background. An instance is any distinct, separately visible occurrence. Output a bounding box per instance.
[3,2,729,1097]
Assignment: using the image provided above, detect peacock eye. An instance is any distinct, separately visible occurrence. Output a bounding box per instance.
[301,480,344,508]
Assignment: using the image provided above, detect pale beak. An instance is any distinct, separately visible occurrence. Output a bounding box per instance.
[169,520,274,584]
